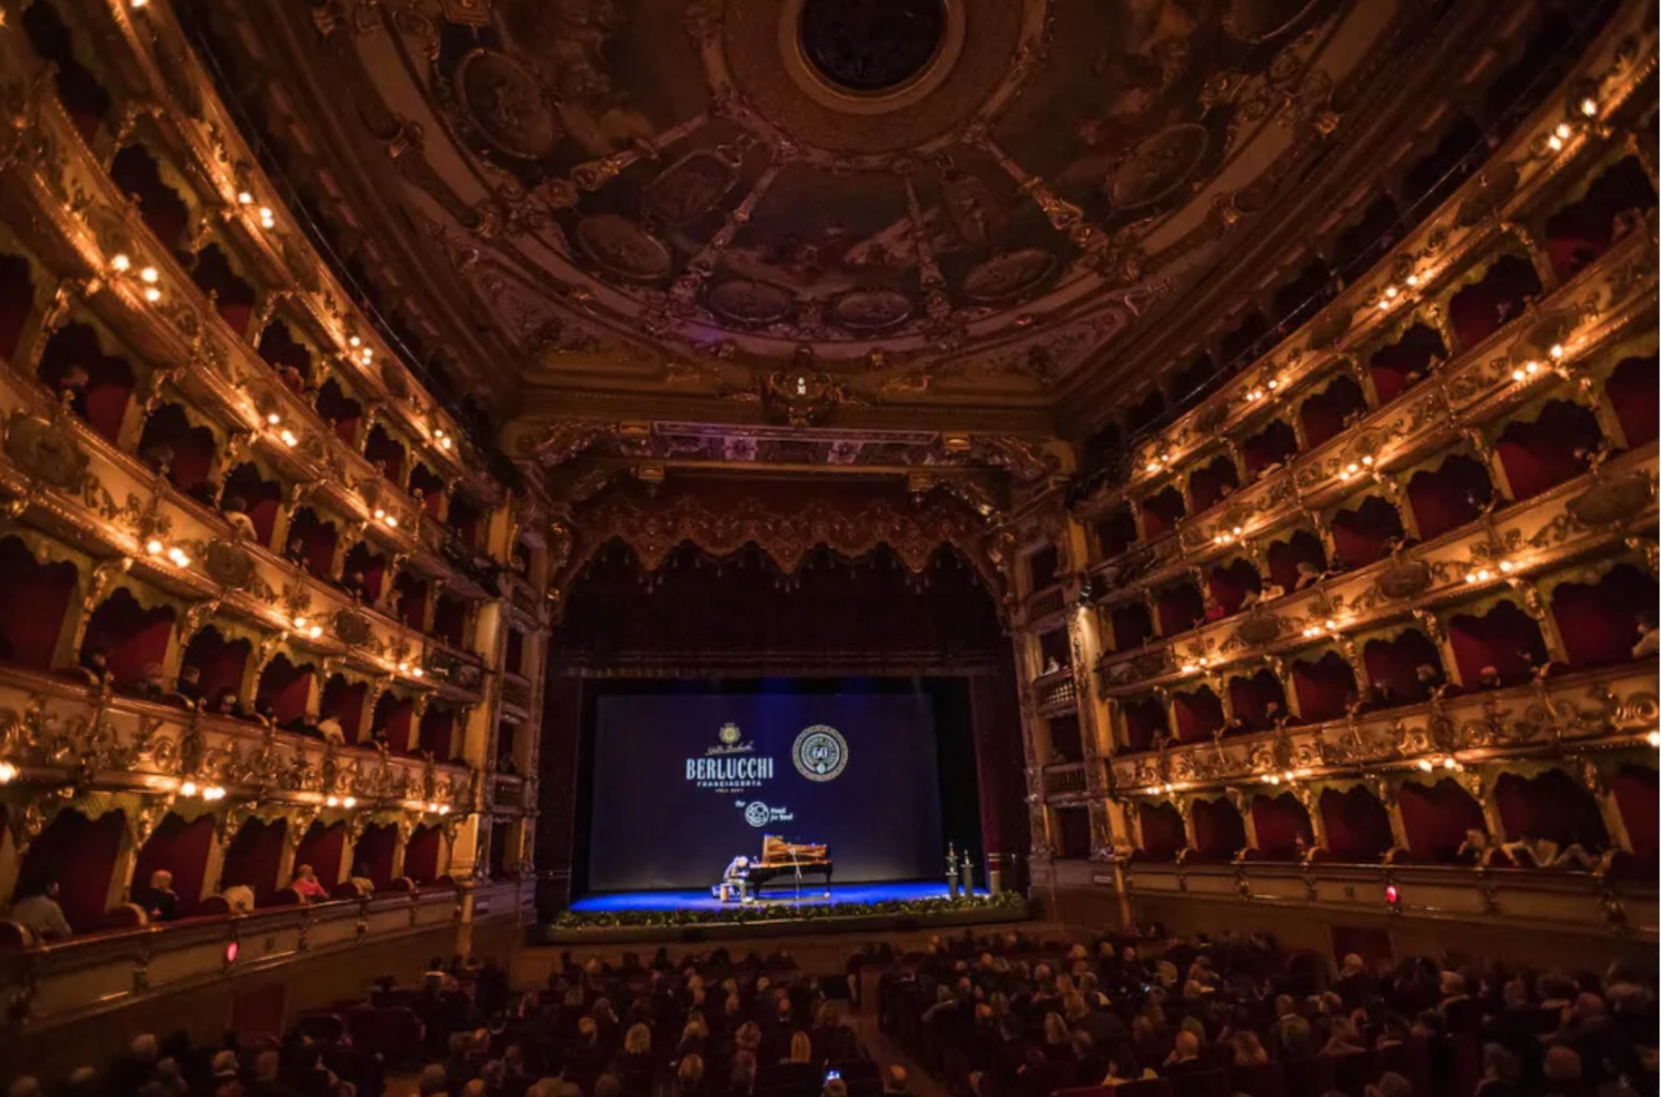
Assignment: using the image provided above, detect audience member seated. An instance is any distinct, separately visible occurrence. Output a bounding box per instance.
[291,865,330,902]
[9,879,73,942]
[133,870,181,922]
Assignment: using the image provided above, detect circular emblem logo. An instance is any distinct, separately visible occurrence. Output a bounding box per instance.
[719,722,742,746]
[793,725,849,782]
[744,801,772,828]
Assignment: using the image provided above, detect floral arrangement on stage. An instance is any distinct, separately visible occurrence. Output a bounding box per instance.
[553,889,1029,929]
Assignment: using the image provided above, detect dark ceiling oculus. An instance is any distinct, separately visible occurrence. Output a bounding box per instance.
[798,0,949,93]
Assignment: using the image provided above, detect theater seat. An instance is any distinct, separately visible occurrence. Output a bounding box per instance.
[1282,1057,1336,1097]
[1231,1062,1286,1097]
[1171,1070,1233,1097]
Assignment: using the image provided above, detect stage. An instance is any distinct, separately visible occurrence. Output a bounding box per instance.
[569,880,981,914]
[537,880,1029,945]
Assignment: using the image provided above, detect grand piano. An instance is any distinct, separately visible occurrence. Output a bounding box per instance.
[746,834,833,896]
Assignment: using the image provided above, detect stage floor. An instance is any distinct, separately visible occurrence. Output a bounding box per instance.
[569,880,984,913]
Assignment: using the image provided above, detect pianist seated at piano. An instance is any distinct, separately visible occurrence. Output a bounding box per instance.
[713,854,751,902]
[714,835,834,902]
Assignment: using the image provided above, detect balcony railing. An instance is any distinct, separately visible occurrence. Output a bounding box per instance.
[1035,671,1077,711]
[1043,763,1088,799]
[0,879,528,1032]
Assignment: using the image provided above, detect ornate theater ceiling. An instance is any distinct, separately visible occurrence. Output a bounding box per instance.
[198,0,1463,485]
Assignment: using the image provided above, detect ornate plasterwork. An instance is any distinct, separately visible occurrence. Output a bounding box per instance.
[204,0,1423,417]
[553,482,1003,598]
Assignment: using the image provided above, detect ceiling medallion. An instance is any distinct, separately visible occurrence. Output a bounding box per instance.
[832,287,913,331]
[453,49,562,160]
[642,149,743,226]
[575,214,673,282]
[709,279,797,325]
[962,248,1057,303]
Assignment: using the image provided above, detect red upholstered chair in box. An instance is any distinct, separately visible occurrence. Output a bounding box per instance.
[266,886,302,907]
[0,919,29,951]
[93,902,149,932]
[194,894,231,916]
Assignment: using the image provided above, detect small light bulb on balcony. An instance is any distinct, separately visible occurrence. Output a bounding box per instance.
[412,667,424,678]
[427,801,440,813]
[1442,757,1459,770]
[361,348,374,363]
[1464,572,1478,584]
[1385,285,1399,299]
[438,804,450,814]
[180,781,198,797]
[326,796,339,807]
[1324,619,1336,631]
[258,206,274,222]
[349,335,362,348]
[308,625,323,639]
[146,539,164,555]
[1498,560,1514,573]
[342,796,357,808]
[1547,134,1565,152]
[131,0,149,9]
[1476,569,1491,582]
[1361,455,1374,466]
[111,253,131,272]
[238,191,254,205]
[1182,662,1196,672]
[144,287,162,302]
[1579,97,1598,117]
[169,548,192,568]
[385,515,398,528]
[1405,275,1418,287]
[1648,730,1660,748]
[1526,361,1541,374]
[267,412,281,425]
[293,616,308,630]
[1511,368,1527,383]
[1146,461,1161,473]
[1417,759,1433,772]
[1549,343,1564,360]
[281,429,298,447]
[140,266,158,284]
[440,437,453,451]
[0,761,17,783]
[373,508,385,520]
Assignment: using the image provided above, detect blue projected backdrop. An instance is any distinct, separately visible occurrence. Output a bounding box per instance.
[588,692,943,891]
